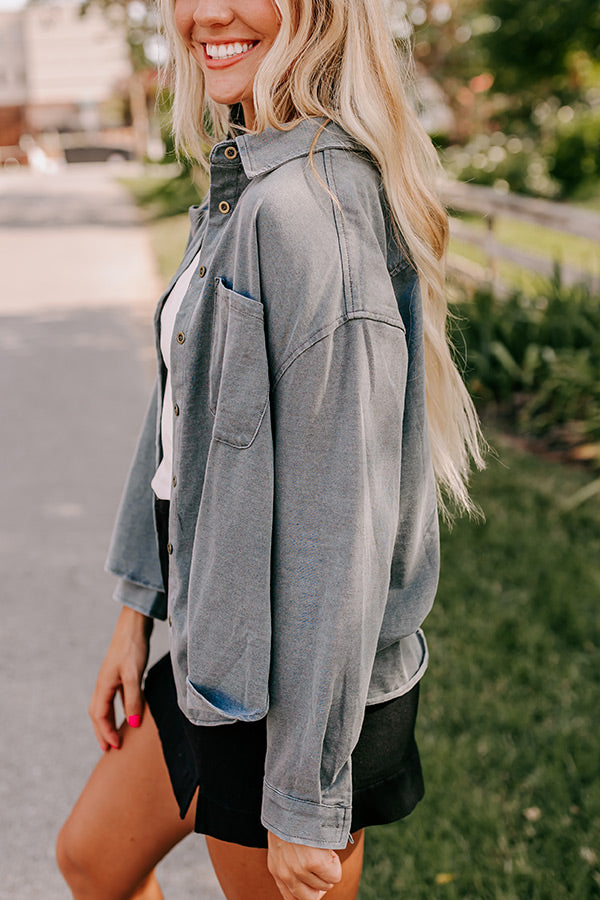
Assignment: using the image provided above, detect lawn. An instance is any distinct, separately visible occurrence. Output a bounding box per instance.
[359,433,600,899]
[120,172,600,900]
[146,213,191,287]
[449,213,600,296]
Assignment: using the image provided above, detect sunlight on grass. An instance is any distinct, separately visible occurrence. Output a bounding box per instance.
[450,212,600,296]
[449,237,545,294]
[148,214,190,287]
[359,432,600,899]
[454,213,600,275]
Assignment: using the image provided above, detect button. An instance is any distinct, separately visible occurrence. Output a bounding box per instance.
[172,475,177,488]
[198,265,206,278]
[167,542,173,555]
[168,615,172,627]
[224,146,238,160]
[173,403,180,416]
[176,331,185,344]
[218,200,231,215]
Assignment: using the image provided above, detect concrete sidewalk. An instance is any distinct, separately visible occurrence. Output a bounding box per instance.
[0,163,224,900]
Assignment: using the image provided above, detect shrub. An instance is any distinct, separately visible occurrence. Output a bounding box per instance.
[442,133,560,198]
[451,271,600,465]
[548,111,600,198]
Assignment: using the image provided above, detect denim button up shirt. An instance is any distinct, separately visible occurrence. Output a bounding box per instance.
[106,118,440,849]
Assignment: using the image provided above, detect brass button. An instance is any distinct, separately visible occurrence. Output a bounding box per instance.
[168,614,172,627]
[166,542,173,555]
[176,331,185,344]
[173,403,180,416]
[224,146,238,160]
[218,200,231,215]
[172,475,177,488]
[198,265,206,278]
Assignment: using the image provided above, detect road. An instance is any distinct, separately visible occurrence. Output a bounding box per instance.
[0,163,224,900]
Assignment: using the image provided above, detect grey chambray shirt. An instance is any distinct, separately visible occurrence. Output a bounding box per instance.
[106,118,440,849]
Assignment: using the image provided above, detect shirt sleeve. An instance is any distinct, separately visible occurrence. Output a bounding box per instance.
[104,378,167,620]
[112,577,166,619]
[261,315,407,849]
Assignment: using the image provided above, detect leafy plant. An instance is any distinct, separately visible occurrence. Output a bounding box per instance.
[451,270,600,467]
[442,134,560,198]
[549,111,600,198]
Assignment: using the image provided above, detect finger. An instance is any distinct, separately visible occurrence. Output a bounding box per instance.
[276,878,328,900]
[89,702,118,751]
[297,870,335,891]
[90,697,121,750]
[89,683,120,749]
[273,876,323,900]
[284,861,335,892]
[291,878,331,900]
[273,878,295,900]
[121,669,144,729]
[311,851,342,885]
[91,719,110,753]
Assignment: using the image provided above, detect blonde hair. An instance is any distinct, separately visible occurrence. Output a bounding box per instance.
[160,0,485,517]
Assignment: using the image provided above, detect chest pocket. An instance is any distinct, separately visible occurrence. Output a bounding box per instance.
[209,278,270,449]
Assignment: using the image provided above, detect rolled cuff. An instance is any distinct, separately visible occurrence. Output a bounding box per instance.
[261,780,351,850]
[112,577,167,620]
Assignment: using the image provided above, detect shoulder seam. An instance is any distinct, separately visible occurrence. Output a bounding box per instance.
[323,148,354,314]
[272,312,406,389]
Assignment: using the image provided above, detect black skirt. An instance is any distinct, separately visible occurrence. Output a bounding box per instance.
[146,498,425,848]
[145,654,424,849]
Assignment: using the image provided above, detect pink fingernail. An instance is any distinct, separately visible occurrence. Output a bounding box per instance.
[128,714,141,728]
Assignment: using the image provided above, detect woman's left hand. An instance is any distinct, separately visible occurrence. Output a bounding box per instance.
[267,830,342,900]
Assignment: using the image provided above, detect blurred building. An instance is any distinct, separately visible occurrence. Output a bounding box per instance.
[0,11,28,147]
[0,0,132,154]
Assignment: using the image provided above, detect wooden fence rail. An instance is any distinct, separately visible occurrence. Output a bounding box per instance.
[439,180,600,295]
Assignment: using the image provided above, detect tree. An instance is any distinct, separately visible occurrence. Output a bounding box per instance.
[481,0,600,96]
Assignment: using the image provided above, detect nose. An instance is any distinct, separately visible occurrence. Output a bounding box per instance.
[191,0,235,28]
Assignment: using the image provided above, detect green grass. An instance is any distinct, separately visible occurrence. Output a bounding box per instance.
[359,432,600,899]
[450,213,600,295]
[449,237,543,295]
[147,213,190,287]
[455,214,600,275]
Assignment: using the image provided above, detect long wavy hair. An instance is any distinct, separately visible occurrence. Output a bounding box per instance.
[160,0,485,517]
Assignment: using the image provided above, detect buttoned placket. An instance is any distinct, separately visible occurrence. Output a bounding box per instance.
[158,222,207,573]
[163,140,247,577]
[207,140,249,226]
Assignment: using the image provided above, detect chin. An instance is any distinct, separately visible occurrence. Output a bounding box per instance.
[203,82,251,110]
[207,93,245,108]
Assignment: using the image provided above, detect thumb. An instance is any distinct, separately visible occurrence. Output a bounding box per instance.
[325,849,343,884]
[122,674,144,729]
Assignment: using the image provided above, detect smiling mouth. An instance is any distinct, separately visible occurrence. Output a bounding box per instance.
[204,41,258,61]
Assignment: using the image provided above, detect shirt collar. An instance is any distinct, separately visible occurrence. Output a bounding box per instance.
[210,117,362,179]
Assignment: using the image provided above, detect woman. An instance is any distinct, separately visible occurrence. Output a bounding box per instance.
[57,1,484,898]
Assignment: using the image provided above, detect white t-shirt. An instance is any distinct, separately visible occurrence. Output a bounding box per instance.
[151,249,201,500]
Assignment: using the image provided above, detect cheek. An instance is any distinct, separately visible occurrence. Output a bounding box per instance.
[173,0,193,44]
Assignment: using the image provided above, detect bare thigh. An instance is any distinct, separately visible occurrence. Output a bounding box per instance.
[206,831,365,900]
[57,708,196,899]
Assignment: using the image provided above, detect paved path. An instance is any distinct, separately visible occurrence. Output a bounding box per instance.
[0,164,224,900]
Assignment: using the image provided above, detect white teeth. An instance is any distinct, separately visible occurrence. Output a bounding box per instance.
[205,41,254,60]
